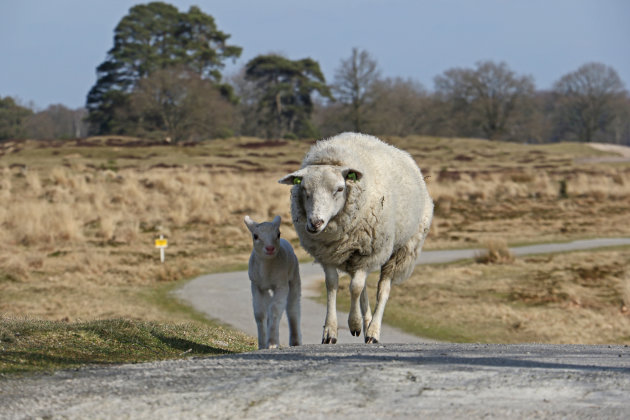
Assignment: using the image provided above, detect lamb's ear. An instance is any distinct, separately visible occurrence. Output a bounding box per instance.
[244,215,257,232]
[279,169,306,185]
[272,215,281,227]
[341,168,363,182]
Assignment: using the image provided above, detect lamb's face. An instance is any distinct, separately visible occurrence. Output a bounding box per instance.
[244,215,281,258]
[279,165,361,235]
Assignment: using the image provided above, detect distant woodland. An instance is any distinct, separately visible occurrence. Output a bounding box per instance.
[2,2,629,144]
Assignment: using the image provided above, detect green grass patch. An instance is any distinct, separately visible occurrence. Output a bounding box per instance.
[0,316,256,376]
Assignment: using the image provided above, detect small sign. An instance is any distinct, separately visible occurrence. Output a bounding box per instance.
[155,235,168,263]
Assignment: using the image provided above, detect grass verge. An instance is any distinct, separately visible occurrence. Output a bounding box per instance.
[0,315,256,376]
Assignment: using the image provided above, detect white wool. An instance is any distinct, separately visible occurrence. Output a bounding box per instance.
[244,215,301,349]
[280,133,433,343]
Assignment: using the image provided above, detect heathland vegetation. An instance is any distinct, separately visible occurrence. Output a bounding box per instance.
[1,136,630,354]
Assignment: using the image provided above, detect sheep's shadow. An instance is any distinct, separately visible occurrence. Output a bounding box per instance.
[227,344,630,374]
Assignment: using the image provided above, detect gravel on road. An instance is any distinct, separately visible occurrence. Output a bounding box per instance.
[2,343,629,419]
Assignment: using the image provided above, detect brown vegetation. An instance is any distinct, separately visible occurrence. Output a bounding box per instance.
[1,135,630,343]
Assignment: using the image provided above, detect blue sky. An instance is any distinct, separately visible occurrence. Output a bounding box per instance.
[1,0,629,110]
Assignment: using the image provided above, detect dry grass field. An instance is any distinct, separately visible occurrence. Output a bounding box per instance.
[1,135,630,344]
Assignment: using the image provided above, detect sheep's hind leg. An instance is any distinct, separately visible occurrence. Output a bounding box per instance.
[360,286,372,337]
[322,265,339,344]
[365,273,392,344]
[348,270,368,337]
[287,270,302,346]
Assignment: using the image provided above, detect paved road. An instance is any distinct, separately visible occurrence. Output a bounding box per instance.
[175,237,630,346]
[2,343,629,419]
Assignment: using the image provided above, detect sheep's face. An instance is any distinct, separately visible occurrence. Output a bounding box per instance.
[244,215,281,258]
[279,165,362,235]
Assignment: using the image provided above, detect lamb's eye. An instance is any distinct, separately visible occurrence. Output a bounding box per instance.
[253,234,258,240]
[346,172,357,181]
[337,186,344,193]
[277,232,281,239]
[293,177,302,185]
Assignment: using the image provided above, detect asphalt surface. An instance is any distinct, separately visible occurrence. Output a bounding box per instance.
[2,343,629,419]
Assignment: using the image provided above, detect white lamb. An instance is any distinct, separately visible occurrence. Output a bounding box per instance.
[279,132,433,344]
[244,215,302,349]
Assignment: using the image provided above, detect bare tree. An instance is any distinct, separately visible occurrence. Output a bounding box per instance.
[552,62,626,142]
[25,105,88,139]
[129,66,236,142]
[369,77,429,136]
[333,48,381,132]
[434,61,534,140]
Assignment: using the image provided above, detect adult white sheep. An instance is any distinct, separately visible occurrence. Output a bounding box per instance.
[244,215,302,349]
[279,132,433,344]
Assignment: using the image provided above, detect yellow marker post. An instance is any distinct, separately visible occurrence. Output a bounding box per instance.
[155,235,168,263]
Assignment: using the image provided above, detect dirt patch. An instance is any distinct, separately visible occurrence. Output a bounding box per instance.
[238,140,288,149]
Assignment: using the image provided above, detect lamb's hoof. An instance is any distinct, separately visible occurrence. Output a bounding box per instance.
[322,337,337,344]
[365,336,379,344]
[350,329,361,337]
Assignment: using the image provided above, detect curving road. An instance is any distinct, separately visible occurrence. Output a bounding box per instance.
[175,237,630,346]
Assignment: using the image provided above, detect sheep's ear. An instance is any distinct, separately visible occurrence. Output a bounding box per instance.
[341,168,363,182]
[272,215,281,227]
[279,169,306,185]
[244,215,257,232]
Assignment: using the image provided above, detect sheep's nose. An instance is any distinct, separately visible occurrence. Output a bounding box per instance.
[264,245,275,254]
[307,218,324,233]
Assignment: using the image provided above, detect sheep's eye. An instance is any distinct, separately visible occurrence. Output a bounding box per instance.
[277,232,281,239]
[346,172,357,181]
[253,234,258,240]
[293,177,302,185]
[336,186,344,193]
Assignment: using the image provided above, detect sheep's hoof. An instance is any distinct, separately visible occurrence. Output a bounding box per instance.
[322,337,337,344]
[350,329,361,337]
[365,336,379,344]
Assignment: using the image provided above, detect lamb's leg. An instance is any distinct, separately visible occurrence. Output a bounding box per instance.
[360,286,372,336]
[286,270,302,346]
[322,265,339,344]
[348,269,368,337]
[251,284,271,349]
[365,273,392,344]
[268,287,289,349]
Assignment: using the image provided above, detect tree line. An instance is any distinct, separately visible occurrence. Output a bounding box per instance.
[2,1,628,144]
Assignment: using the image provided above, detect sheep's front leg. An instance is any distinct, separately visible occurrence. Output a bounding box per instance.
[365,273,392,344]
[348,270,368,337]
[267,286,289,349]
[322,265,339,344]
[251,284,271,349]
